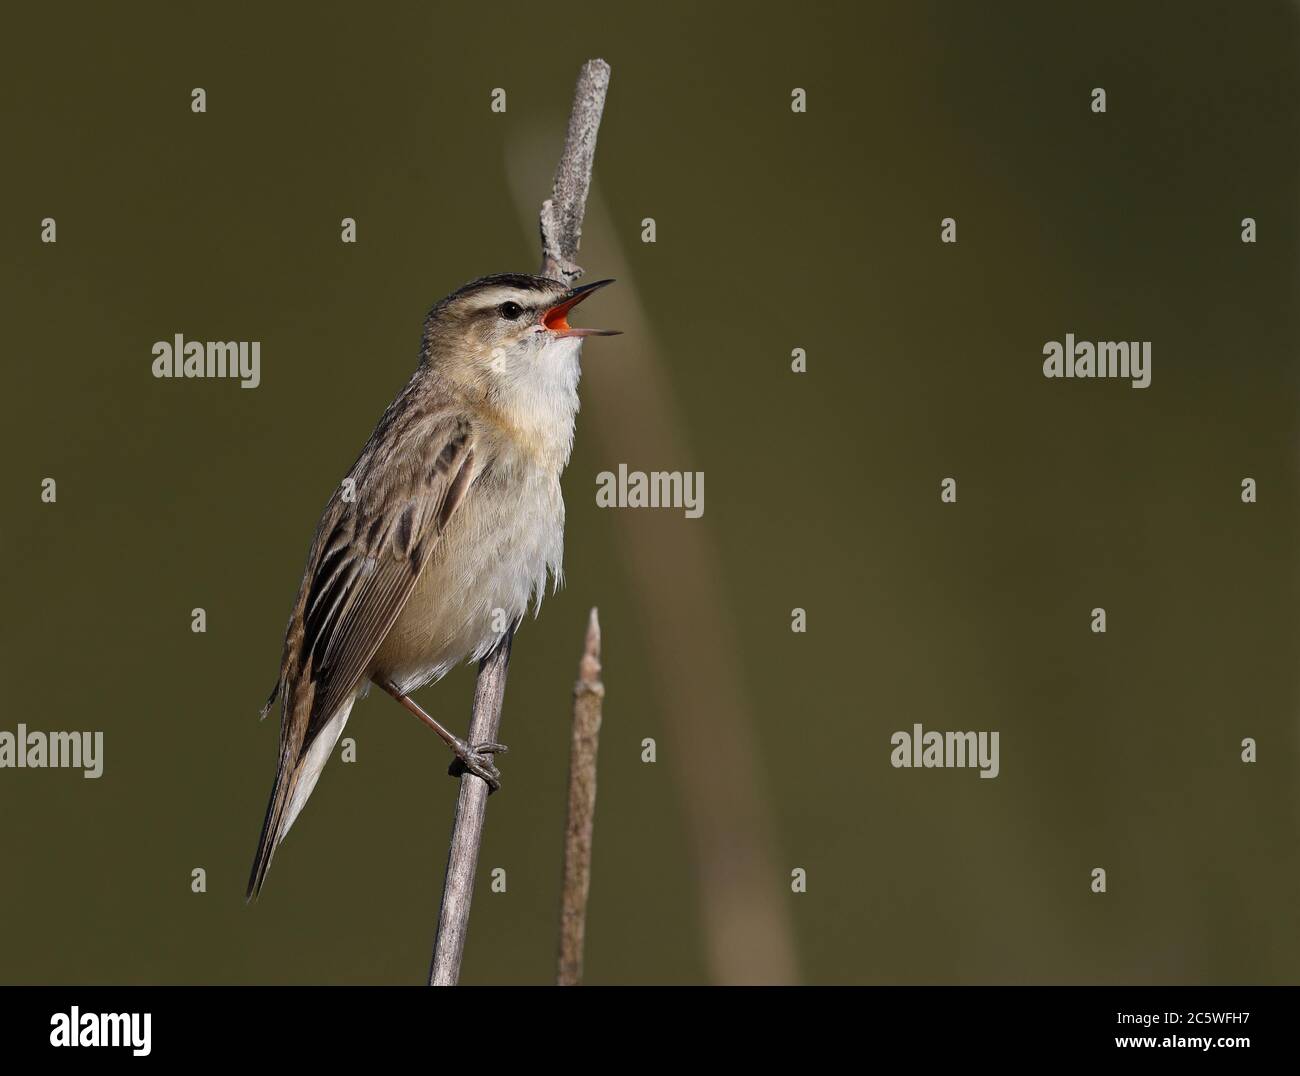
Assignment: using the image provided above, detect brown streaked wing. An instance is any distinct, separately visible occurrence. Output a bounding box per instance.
[295,413,476,751]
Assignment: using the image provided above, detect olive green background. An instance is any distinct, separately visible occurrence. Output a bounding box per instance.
[3,1,1298,984]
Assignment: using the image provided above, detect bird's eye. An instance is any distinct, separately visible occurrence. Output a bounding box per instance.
[499,301,524,320]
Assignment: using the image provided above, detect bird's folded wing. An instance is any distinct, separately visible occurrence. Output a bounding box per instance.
[293,412,476,752]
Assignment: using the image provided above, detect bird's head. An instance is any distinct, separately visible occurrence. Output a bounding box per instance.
[421,273,618,389]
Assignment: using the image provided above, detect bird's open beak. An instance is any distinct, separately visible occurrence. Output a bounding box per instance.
[543,279,621,338]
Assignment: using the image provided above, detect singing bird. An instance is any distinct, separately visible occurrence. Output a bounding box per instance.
[247,274,617,900]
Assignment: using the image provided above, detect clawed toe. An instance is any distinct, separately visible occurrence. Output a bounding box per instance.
[448,739,507,792]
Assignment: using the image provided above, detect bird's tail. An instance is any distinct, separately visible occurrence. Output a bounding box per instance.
[246,698,354,901]
[246,758,293,902]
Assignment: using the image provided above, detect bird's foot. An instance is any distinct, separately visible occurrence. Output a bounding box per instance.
[448,739,508,792]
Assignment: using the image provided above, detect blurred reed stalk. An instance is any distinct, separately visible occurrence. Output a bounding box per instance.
[507,127,800,987]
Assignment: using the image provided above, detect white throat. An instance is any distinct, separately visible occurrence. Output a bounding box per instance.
[495,334,582,468]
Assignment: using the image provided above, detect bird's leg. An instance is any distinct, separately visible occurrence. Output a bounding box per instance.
[379,681,507,792]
